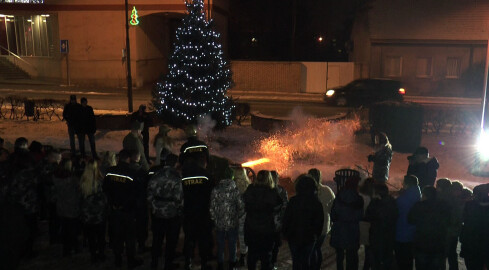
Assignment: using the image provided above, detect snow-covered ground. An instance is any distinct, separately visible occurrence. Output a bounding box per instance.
[0,113,488,189]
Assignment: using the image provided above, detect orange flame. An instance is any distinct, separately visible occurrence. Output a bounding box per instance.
[241,158,271,167]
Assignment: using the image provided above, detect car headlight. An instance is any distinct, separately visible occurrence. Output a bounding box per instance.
[326,89,335,97]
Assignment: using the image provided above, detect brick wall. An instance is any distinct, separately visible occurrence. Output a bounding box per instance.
[231,61,303,92]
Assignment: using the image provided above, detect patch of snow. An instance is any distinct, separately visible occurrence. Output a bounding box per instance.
[0,117,487,189]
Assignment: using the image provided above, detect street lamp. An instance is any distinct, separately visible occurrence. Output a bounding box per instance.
[124,0,133,112]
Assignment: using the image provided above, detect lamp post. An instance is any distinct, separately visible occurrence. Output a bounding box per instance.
[124,0,133,112]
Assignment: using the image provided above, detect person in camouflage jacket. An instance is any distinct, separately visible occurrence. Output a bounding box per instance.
[210,167,245,270]
[147,163,183,270]
[6,147,39,258]
[80,160,107,263]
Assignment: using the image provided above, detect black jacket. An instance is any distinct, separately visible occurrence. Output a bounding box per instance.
[364,195,398,248]
[330,189,364,249]
[283,193,323,246]
[408,198,451,253]
[63,102,81,127]
[181,163,214,221]
[75,105,96,134]
[460,199,489,257]
[243,184,282,237]
[179,136,209,166]
[407,157,439,188]
[130,111,152,134]
[103,162,145,214]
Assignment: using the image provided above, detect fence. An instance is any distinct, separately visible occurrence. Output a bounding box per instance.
[0,96,64,121]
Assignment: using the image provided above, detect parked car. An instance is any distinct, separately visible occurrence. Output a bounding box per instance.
[324,78,405,107]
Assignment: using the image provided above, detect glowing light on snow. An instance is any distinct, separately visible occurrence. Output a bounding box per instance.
[242,158,270,167]
[253,115,361,175]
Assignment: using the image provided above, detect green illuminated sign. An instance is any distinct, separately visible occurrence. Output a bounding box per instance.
[130,6,139,26]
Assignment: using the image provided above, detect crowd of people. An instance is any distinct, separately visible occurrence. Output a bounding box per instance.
[0,113,488,270]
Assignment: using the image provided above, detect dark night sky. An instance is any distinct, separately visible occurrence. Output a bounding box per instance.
[228,0,363,61]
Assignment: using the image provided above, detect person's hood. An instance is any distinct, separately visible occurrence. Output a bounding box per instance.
[401,185,421,200]
[337,189,363,208]
[295,176,318,196]
[217,178,235,189]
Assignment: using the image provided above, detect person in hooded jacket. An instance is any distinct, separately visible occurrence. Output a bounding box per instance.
[408,186,451,270]
[80,160,107,264]
[123,121,150,171]
[308,168,335,270]
[233,167,251,267]
[460,183,489,270]
[53,158,82,257]
[368,132,393,182]
[282,174,323,270]
[243,170,283,270]
[364,183,398,270]
[210,166,245,270]
[358,177,375,270]
[394,175,421,270]
[153,124,174,167]
[147,155,183,270]
[330,176,364,270]
[270,170,288,270]
[445,180,466,270]
[406,147,439,188]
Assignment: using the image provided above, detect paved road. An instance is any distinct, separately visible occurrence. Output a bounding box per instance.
[0,84,349,117]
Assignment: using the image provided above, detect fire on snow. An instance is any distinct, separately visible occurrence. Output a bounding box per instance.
[242,117,361,175]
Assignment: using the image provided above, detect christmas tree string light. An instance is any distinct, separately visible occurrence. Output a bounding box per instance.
[130,6,139,26]
[152,0,234,128]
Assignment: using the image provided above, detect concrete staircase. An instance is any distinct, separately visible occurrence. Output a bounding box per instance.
[0,56,30,80]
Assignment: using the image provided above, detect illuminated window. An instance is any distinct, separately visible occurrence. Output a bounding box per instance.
[446,58,461,78]
[416,57,433,78]
[0,1,44,3]
[384,56,402,77]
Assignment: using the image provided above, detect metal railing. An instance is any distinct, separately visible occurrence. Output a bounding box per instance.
[0,45,34,68]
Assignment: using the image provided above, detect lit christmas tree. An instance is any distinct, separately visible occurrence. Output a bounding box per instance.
[152,0,234,128]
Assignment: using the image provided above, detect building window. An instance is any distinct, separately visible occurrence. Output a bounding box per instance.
[0,14,53,57]
[446,58,461,78]
[416,57,432,78]
[384,56,402,77]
